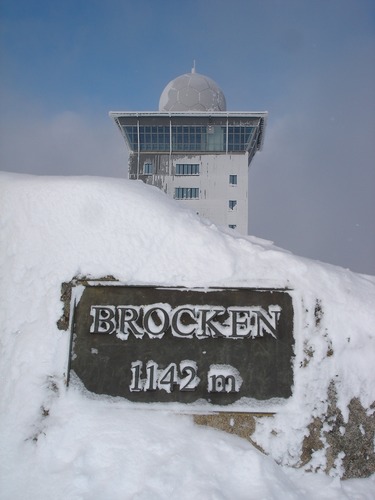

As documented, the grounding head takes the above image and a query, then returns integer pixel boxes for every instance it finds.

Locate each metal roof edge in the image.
[109,111,268,118]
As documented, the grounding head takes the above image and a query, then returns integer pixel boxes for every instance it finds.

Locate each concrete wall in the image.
[129,152,248,233]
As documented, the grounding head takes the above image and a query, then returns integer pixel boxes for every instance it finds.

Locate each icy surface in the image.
[0,172,374,499]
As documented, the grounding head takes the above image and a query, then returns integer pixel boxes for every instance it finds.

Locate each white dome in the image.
[159,72,226,112]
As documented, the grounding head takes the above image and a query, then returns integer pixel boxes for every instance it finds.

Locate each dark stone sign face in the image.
[69,284,295,408]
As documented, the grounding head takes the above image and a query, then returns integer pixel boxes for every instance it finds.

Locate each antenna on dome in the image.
[192,60,196,73]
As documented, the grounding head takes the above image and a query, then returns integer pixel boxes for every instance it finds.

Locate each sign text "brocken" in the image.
[90,303,282,340]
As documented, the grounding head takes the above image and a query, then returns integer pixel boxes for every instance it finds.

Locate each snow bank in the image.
[1,172,374,498]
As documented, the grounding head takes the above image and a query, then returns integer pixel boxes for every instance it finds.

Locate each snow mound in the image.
[1,172,374,498]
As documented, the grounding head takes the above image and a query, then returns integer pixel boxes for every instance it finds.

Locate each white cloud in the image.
[249,45,375,274]
[0,90,126,178]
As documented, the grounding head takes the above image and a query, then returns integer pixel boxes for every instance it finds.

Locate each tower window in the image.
[143,162,154,175]
[229,175,237,185]
[172,126,205,152]
[229,200,237,210]
[175,188,199,200]
[175,164,200,175]
[227,126,254,152]
[123,125,170,152]
[229,224,237,229]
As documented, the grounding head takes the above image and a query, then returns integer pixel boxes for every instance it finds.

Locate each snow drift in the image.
[0,171,374,499]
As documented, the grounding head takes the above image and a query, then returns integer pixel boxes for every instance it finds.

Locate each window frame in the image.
[174,187,199,200]
[229,174,238,185]
[143,162,154,175]
[175,164,200,176]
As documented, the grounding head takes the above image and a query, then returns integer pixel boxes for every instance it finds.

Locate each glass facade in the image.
[172,126,203,152]
[124,126,170,152]
[123,124,255,153]
[227,127,253,152]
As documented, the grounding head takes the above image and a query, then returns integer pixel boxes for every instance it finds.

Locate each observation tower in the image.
[110,67,267,234]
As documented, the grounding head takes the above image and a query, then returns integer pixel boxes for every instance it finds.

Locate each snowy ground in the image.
[1,172,374,499]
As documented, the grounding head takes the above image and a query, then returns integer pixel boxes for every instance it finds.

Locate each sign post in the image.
[69,283,295,409]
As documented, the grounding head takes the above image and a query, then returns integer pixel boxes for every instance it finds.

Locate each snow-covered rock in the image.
[1,172,374,498]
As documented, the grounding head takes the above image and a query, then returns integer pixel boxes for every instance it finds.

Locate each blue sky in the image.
[1,0,374,274]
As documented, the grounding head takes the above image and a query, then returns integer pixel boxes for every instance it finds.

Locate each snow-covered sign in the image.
[68,282,295,409]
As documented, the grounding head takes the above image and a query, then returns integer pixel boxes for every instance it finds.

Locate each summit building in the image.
[110,68,267,234]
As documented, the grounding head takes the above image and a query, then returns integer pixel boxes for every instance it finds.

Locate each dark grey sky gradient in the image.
[1,0,374,274]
